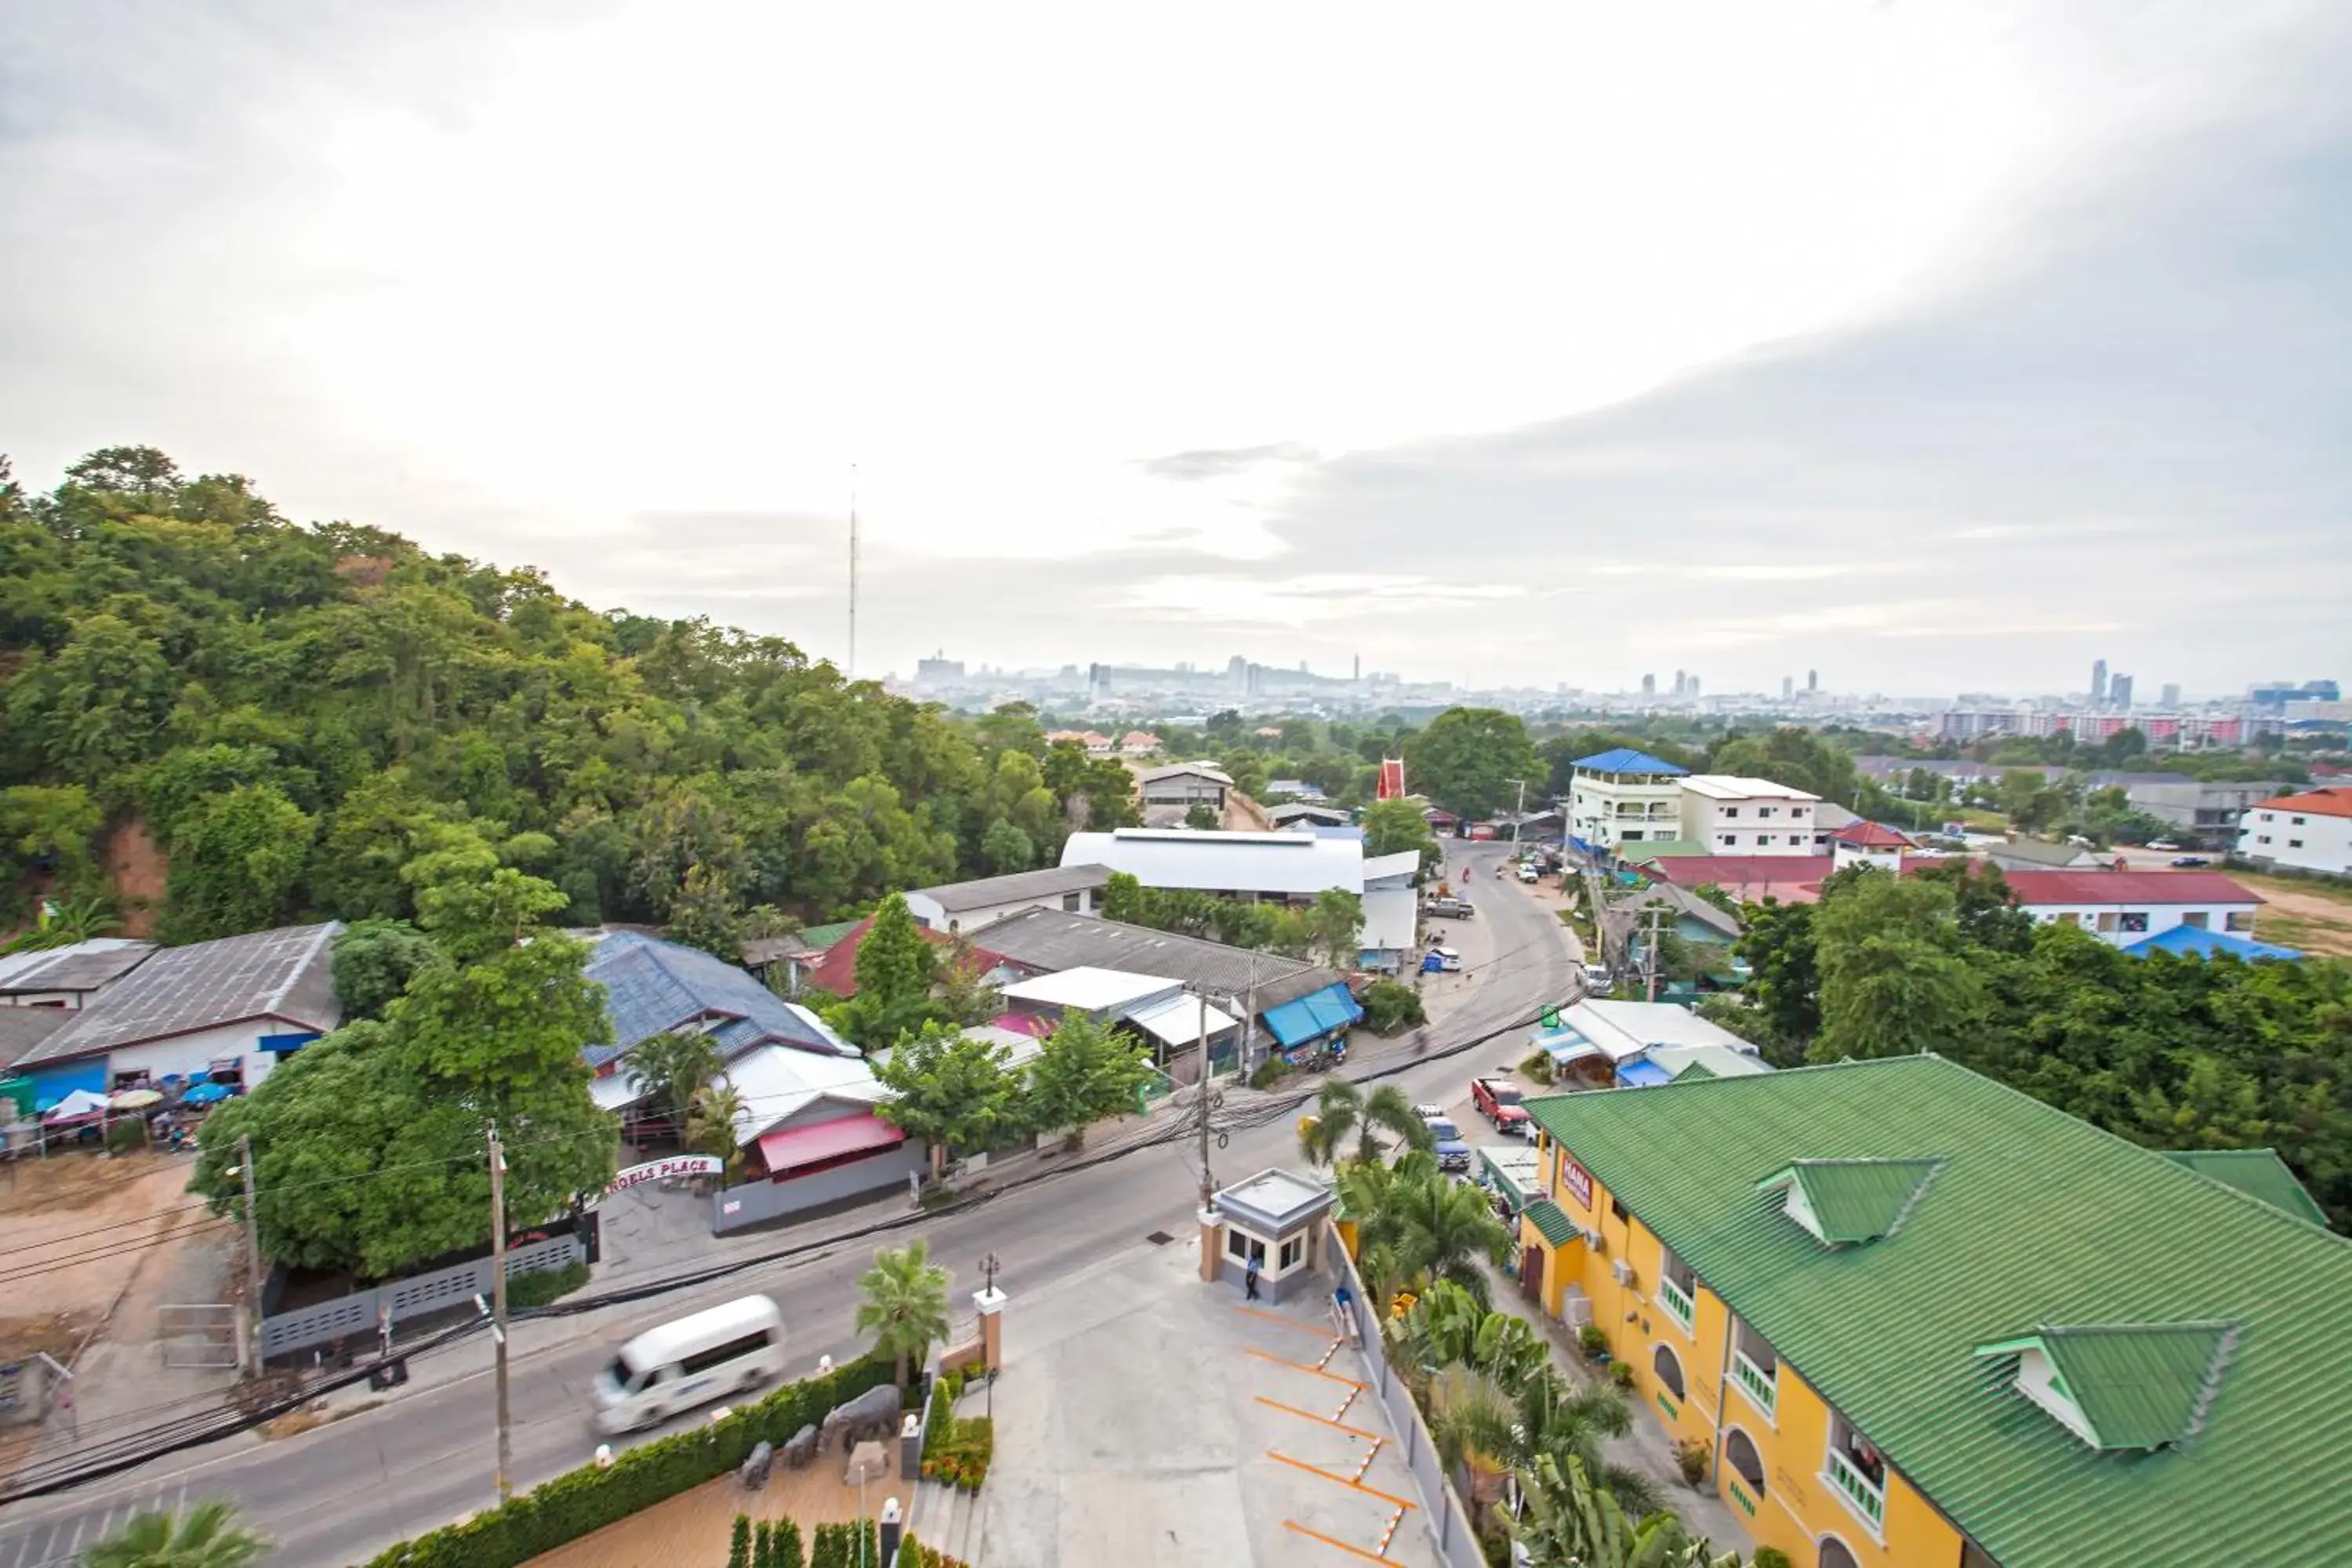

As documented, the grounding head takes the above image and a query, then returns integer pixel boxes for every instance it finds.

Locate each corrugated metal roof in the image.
[584,931,846,1070]
[1523,1199,1580,1245]
[2001,871,2259,907]
[1976,1323,2238,1450]
[1762,1157,1942,1243]
[0,939,156,995]
[962,907,1336,1011]
[2161,1149,2329,1226]
[0,1007,74,1065]
[1679,775,1820,801]
[1060,829,1369,896]
[2123,926,2302,961]
[1571,749,1688,777]
[909,863,1112,913]
[1523,1056,2352,1568]
[17,924,341,1066]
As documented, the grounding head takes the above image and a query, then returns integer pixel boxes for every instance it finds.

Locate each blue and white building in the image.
[1566,748,1689,851]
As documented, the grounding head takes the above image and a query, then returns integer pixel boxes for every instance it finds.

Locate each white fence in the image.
[711,1141,927,1234]
[256,1233,583,1360]
[1323,1220,1487,1568]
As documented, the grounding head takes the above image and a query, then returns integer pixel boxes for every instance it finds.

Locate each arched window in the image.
[1818,1536,1862,1568]
[1653,1343,1686,1399]
[1725,1428,1766,1495]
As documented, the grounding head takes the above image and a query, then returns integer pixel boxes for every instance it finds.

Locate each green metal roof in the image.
[2161,1149,2329,1227]
[1522,1198,1580,1247]
[798,920,862,951]
[1620,840,1707,861]
[1757,1158,1942,1245]
[1973,1323,2238,1451]
[1671,1062,1718,1083]
[1522,1056,2352,1568]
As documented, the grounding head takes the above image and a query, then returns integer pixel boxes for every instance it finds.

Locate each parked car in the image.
[2147,840,2181,851]
[1432,947,1463,972]
[1472,1078,1529,1137]
[1516,864,1540,884]
[1581,963,1612,991]
[1414,1104,1449,1124]
[1423,1116,1472,1172]
[1424,897,1475,920]
[2170,855,2212,868]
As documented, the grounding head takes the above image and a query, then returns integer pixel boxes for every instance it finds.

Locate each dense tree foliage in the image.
[1100,870,1362,964]
[0,448,1140,937]
[1705,866,2350,1229]
[1405,708,1540,819]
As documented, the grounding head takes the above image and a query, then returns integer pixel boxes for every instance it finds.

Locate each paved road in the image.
[0,844,1574,1566]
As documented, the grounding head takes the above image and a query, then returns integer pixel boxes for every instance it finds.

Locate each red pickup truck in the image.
[1472,1077,1530,1137]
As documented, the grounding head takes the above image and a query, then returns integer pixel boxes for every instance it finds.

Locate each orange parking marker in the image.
[1255,1396,1382,1440]
[1265,1448,1418,1511]
[1235,1305,1340,1341]
[1247,1348,1365,1388]
[1283,1520,1395,1563]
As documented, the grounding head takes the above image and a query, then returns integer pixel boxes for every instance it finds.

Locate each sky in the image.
[2,1,2347,699]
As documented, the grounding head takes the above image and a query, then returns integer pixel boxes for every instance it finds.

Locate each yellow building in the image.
[1515,1055,2350,1568]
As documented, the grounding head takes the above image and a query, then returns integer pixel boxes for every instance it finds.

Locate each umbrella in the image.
[109,1088,164,1109]
[180,1081,232,1105]
[42,1087,110,1121]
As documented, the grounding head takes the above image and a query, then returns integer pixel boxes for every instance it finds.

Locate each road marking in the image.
[1245,1348,1364,1388]
[1232,1305,1336,1341]
[1254,1397,1381,1442]
[1281,1519,1396,1563]
[1264,1449,1417,1510]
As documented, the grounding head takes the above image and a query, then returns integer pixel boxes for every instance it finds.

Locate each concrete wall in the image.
[2238,807,2352,875]
[913,887,1100,934]
[2023,901,2258,946]
[712,1139,927,1234]
[108,1014,324,1091]
[258,1233,585,1359]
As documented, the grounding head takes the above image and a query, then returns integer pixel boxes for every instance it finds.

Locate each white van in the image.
[593,1295,787,1435]
[1435,947,1463,972]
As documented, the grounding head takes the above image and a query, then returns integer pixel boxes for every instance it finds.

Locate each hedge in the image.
[358,1355,895,1568]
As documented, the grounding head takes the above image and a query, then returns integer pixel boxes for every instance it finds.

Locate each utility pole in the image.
[488,1126,513,1501]
[1505,778,1529,848]
[237,1134,264,1378]
[1194,993,1214,1210]
[1642,906,1664,1003]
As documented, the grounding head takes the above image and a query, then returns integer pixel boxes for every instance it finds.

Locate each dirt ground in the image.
[103,817,169,937]
[0,1151,219,1352]
[2238,873,2352,956]
[524,1435,905,1567]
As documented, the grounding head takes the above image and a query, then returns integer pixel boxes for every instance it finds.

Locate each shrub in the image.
[1360,977,1427,1035]
[728,1514,751,1568]
[920,1411,994,1492]
[1609,1359,1635,1391]
[1247,1058,1288,1090]
[506,1260,590,1311]
[107,1117,148,1153]
[359,1354,892,1568]
[772,1518,802,1568]
[1520,1051,1555,1086]
[1753,1551,1793,1568]
[753,1519,773,1568]
[1675,1436,1710,1486]
[1577,1324,1608,1359]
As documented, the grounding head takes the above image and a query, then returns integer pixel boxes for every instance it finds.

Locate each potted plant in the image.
[1609,1359,1635,1391]
[1577,1324,1609,1360]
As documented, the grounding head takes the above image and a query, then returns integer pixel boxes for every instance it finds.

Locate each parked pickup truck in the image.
[1423,897,1476,920]
[1472,1078,1530,1137]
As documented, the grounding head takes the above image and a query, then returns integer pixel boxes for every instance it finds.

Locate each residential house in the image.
[1265,779,1327,801]
[2234,786,2352,876]
[0,938,155,1010]
[717,1041,908,1189]
[1568,748,1689,851]
[902,864,1112,934]
[1268,802,1351,830]
[1136,764,1233,817]
[1828,821,1915,873]
[1516,1055,2349,1568]
[1117,731,1163,757]
[1678,776,1824,856]
[1045,729,1116,756]
[2002,870,2260,947]
[742,919,858,997]
[4,923,342,1105]
[1526,999,1764,1090]
[1608,883,1743,951]
[1356,849,1423,974]
[998,966,1239,1071]
[1977,837,2104,874]
[962,906,1352,1076]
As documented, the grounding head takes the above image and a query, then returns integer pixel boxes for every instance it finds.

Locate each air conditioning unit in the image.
[1610,1260,1635,1286]
[1583,1226,1606,1250]
[1560,1290,1595,1329]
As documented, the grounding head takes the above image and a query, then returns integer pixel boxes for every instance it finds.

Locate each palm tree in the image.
[1512,1454,1742,1568]
[1426,1363,1518,1522]
[1516,1370,1660,1519]
[84,1500,269,1568]
[623,1029,724,1137]
[2,895,121,953]
[855,1240,951,1388]
[686,1083,747,1182]
[1390,1163,1513,1308]
[1298,1080,1433,1167]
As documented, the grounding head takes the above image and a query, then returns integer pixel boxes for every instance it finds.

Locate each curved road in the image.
[0,844,1577,1566]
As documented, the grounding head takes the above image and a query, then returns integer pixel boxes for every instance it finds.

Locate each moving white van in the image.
[593,1295,787,1435]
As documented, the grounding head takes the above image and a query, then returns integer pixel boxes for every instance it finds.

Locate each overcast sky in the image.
[3,2,2347,698]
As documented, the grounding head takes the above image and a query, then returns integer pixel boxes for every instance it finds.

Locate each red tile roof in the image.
[1650,855,1836,902]
[1831,821,1915,848]
[2247,786,2352,820]
[1998,871,2262,907]
[800,919,1005,998]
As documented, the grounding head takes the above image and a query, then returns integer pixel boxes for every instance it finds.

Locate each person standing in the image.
[1245,1253,1262,1301]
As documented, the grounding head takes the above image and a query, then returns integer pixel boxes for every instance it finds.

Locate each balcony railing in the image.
[1731,1352,1777,1417]
[1824,1446,1887,1534]
[1657,1275,1695,1330]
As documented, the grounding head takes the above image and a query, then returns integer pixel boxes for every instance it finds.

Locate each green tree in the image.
[1360,977,1427,1034]
[1301,888,1364,970]
[1513,1454,1743,1568]
[686,1081,747,1181]
[1386,1162,1514,1308]
[1298,1080,1433,1167]
[622,1029,726,1133]
[1025,1009,1154,1149]
[855,1239,951,1388]
[1362,797,1441,871]
[730,1513,752,1568]
[873,1020,1022,1178]
[836,894,941,1049]
[980,816,1035,873]
[82,1499,269,1568]
[1403,708,1539,819]
[158,783,315,941]
[328,919,445,1021]
[0,782,106,903]
[2,893,121,952]
[1183,802,1218,831]
[662,862,744,958]
[1810,873,1984,1063]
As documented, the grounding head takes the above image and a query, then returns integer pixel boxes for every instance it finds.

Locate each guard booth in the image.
[1199,1168,1337,1305]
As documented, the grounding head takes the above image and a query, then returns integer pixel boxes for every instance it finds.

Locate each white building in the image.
[1357,850,1423,973]
[902,864,1112,934]
[2235,788,2352,876]
[1136,764,1232,813]
[1566,748,1688,849]
[1677,775,1823,855]
[1828,820,1915,873]
[2002,871,2262,948]
[0,938,154,1010]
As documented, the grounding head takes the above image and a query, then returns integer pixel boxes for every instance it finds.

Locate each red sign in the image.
[1558,1153,1593,1210]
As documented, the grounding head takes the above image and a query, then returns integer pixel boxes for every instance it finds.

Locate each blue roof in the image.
[1571,748,1686,777]
[1264,982,1365,1047]
[1614,1058,1675,1088]
[2122,925,2303,962]
[583,932,849,1069]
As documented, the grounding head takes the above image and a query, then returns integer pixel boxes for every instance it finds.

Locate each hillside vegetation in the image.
[0,447,1139,949]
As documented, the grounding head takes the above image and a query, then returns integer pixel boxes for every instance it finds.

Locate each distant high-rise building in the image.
[1807,669,1818,692]
[1353,653,1361,682]
[2161,683,2182,708]
[2092,659,2109,704]
[1672,670,1686,697]
[1642,673,1657,697]
[1782,676,1795,700]
[1688,675,1701,697]
[2110,673,2134,710]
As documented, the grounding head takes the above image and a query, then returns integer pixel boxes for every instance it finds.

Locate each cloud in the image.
[1137,444,1318,482]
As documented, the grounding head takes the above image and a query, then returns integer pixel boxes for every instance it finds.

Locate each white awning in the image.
[1125,993,1239,1047]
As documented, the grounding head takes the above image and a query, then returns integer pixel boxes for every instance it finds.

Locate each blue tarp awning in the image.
[2122,925,2302,962]
[25,1058,108,1112]
[1615,1058,1675,1088]
[1264,983,1364,1047]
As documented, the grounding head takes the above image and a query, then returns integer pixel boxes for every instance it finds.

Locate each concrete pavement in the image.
[0,844,1573,1566]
